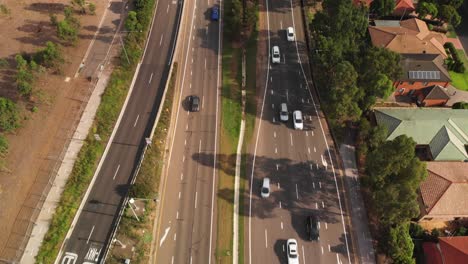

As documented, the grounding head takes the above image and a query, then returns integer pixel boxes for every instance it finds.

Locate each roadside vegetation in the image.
[305,0,430,262]
[216,0,258,263]
[35,0,156,262]
[308,0,402,138]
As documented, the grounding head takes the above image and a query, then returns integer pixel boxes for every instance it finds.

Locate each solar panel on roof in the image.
[408,71,441,80]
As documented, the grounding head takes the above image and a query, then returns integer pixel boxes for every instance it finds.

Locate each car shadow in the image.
[274,239,287,263]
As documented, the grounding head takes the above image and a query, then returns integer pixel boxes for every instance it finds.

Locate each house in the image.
[374,108,468,161]
[368,18,448,58]
[394,54,451,96]
[418,162,468,221]
[423,236,468,263]
[393,0,415,16]
[353,0,415,15]
[416,85,450,107]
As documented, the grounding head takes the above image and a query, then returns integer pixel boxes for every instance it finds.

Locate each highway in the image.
[56,0,183,262]
[246,0,353,263]
[152,0,221,262]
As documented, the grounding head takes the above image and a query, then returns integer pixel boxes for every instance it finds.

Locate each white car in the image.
[287,239,299,264]
[279,103,289,122]
[261,177,270,198]
[293,110,303,130]
[272,46,281,64]
[287,27,295,41]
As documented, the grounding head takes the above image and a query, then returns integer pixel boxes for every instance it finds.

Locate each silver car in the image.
[293,110,303,130]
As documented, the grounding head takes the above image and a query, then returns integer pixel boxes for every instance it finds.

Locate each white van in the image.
[280,103,289,122]
[261,177,270,198]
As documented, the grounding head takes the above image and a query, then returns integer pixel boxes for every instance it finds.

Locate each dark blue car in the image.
[211,6,219,21]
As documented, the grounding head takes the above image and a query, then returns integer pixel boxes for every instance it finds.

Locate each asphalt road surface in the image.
[152,0,221,262]
[56,0,183,262]
[246,0,353,263]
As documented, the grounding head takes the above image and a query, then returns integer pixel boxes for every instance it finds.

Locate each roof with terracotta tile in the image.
[395,0,415,12]
[420,162,468,217]
[423,242,444,264]
[439,237,468,263]
[369,18,448,57]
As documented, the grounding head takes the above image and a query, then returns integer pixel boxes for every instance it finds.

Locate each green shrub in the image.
[57,20,78,43]
[444,42,465,73]
[454,61,465,73]
[34,41,63,68]
[452,101,468,109]
[50,13,58,26]
[0,97,20,132]
[0,134,8,156]
[0,58,8,68]
[88,3,96,15]
[15,54,36,98]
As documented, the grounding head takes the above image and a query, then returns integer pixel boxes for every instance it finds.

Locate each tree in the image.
[452,102,468,109]
[15,55,34,97]
[385,223,415,264]
[57,20,78,42]
[325,61,363,123]
[370,0,396,17]
[34,41,62,68]
[244,1,257,30]
[313,0,368,57]
[358,118,387,156]
[438,5,461,27]
[125,11,141,32]
[49,13,58,26]
[0,97,20,132]
[71,0,86,14]
[365,135,427,224]
[440,0,464,9]
[357,47,402,110]
[224,0,242,39]
[416,2,438,18]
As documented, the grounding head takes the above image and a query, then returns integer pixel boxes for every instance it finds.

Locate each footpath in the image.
[338,131,376,264]
[20,1,126,262]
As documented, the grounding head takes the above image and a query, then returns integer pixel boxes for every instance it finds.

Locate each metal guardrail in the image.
[99,0,186,262]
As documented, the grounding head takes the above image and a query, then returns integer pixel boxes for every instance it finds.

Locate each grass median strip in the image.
[216,22,258,264]
[216,38,242,263]
[35,1,156,262]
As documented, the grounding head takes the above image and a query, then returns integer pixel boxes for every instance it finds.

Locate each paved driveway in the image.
[446,85,468,106]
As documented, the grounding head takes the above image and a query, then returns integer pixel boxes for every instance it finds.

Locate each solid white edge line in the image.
[288,0,351,262]
[209,0,223,262]
[249,0,272,262]
[55,62,142,264]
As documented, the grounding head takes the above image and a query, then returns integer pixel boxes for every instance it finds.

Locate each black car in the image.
[306,215,319,241]
[189,95,200,112]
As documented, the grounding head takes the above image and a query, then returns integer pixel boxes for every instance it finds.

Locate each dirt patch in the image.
[419,221,450,231]
[0,0,109,261]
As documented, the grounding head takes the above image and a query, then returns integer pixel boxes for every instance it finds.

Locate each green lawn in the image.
[449,49,468,91]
